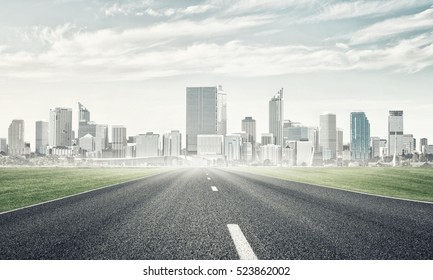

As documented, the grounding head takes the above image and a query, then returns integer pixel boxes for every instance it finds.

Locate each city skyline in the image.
[0,96,431,155]
[1,1,433,151]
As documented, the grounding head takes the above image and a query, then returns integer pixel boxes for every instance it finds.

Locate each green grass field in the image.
[0,167,166,212]
[234,167,433,202]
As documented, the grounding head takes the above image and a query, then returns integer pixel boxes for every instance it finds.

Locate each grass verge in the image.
[0,167,166,212]
[233,167,433,203]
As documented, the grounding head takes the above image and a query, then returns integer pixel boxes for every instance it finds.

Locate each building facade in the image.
[163,130,181,157]
[8,120,25,156]
[0,138,7,155]
[320,113,337,160]
[197,135,224,156]
[111,125,127,158]
[49,107,73,147]
[35,121,49,155]
[186,86,227,155]
[224,134,242,161]
[388,110,404,156]
[350,112,370,161]
[136,132,160,158]
[269,88,284,146]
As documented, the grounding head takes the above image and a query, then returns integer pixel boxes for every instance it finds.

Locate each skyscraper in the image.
[241,117,256,159]
[78,102,96,138]
[49,107,73,147]
[163,130,181,157]
[95,124,109,156]
[186,85,227,155]
[371,137,381,159]
[0,138,7,155]
[8,120,25,156]
[388,110,404,156]
[112,125,127,158]
[35,121,49,155]
[320,113,337,160]
[269,88,284,146]
[350,112,370,161]
[78,102,90,124]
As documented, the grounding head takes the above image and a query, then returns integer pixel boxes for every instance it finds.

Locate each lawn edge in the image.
[0,169,167,215]
[230,168,433,205]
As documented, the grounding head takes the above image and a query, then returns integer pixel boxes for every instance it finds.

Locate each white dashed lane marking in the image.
[227,224,258,260]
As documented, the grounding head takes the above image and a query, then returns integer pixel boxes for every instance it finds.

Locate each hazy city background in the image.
[1,0,433,166]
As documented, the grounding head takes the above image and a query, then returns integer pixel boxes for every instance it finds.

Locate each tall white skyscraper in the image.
[269,88,284,146]
[388,110,404,156]
[95,124,108,156]
[35,121,49,155]
[163,130,181,157]
[186,85,227,155]
[8,120,25,156]
[320,113,337,160]
[136,132,160,157]
[112,125,127,158]
[49,107,73,147]
[241,117,256,160]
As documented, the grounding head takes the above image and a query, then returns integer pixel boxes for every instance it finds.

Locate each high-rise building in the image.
[261,133,274,145]
[112,125,127,158]
[420,138,428,153]
[136,132,160,157]
[49,107,73,147]
[186,85,227,155]
[286,126,309,142]
[224,134,242,161]
[35,121,49,155]
[336,128,344,157]
[163,130,181,157]
[8,120,25,156]
[78,102,90,124]
[0,138,7,155]
[319,113,337,160]
[371,137,381,159]
[241,117,256,160]
[350,112,370,161]
[78,103,96,139]
[269,88,284,146]
[241,117,256,144]
[95,124,108,156]
[388,110,404,156]
[402,134,414,155]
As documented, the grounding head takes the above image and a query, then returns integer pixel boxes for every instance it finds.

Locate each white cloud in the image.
[103,2,214,18]
[2,27,433,81]
[309,0,432,21]
[350,6,433,44]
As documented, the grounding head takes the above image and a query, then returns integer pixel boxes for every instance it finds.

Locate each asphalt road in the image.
[1,168,433,260]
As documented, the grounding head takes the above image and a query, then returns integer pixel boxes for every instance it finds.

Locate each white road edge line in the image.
[227,224,258,260]
[211,186,218,192]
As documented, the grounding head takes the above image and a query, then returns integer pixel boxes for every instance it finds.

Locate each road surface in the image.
[1,168,432,260]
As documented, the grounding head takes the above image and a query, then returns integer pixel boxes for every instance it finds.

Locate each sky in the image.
[1,0,433,150]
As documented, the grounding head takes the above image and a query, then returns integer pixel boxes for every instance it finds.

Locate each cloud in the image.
[2,23,433,82]
[103,1,214,18]
[350,6,433,44]
[309,0,433,21]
